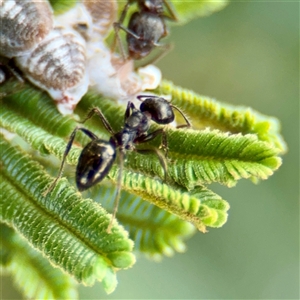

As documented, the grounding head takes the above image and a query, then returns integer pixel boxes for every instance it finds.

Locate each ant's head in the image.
[139,96,174,125]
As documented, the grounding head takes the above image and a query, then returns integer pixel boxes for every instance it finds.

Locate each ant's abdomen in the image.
[76,140,116,191]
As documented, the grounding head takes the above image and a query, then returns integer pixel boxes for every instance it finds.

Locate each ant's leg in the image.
[124,101,136,120]
[5,65,24,83]
[163,0,178,21]
[135,127,169,157]
[161,127,169,157]
[114,22,141,41]
[135,128,164,144]
[111,1,131,53]
[42,127,97,196]
[80,107,115,136]
[107,149,125,233]
[171,105,191,128]
[139,43,173,67]
[136,148,168,181]
[0,57,24,83]
[113,20,141,61]
[113,22,128,61]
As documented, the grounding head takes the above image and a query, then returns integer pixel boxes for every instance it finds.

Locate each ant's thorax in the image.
[113,106,152,150]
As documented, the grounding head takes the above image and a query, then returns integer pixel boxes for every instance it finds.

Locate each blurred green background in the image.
[2,1,298,299]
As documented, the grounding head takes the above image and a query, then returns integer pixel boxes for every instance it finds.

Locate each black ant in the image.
[43,95,190,233]
[113,0,177,61]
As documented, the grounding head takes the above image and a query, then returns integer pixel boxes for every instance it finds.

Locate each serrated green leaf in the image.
[0,99,230,232]
[0,76,285,296]
[154,80,287,153]
[49,0,78,15]
[125,128,282,188]
[0,81,284,191]
[1,224,78,300]
[115,0,228,25]
[172,0,229,24]
[0,136,135,293]
[88,185,197,259]
[102,267,118,295]
[104,166,229,232]
[0,81,76,138]
[0,0,287,297]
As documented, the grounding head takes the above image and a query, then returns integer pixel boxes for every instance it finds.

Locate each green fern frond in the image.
[49,0,228,23]
[0,84,231,229]
[48,0,77,15]
[172,0,229,24]
[0,81,285,222]
[0,81,76,138]
[155,80,287,153]
[88,184,228,258]
[104,165,229,232]
[0,136,135,293]
[88,186,196,260]
[126,128,282,188]
[1,224,78,299]
[114,0,228,25]
[0,91,231,232]
[74,91,283,188]
[0,72,285,296]
[0,1,287,298]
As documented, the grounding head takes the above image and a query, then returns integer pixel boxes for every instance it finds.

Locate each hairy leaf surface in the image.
[1,224,78,299]
[0,137,135,293]
[155,80,287,153]
[0,76,285,296]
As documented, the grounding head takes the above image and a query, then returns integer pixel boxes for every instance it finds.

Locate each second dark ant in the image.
[113,0,177,61]
[43,95,190,233]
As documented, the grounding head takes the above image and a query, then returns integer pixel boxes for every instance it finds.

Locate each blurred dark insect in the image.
[113,0,177,61]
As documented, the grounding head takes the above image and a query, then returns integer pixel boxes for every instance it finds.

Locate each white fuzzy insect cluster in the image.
[15,28,88,114]
[55,0,162,110]
[83,0,118,37]
[0,0,161,114]
[0,0,53,57]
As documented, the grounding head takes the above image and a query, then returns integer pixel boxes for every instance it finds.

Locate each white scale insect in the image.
[55,0,161,106]
[15,28,89,114]
[0,0,161,114]
[0,0,53,57]
[0,0,89,114]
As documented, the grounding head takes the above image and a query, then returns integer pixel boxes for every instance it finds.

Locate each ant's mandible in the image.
[43,95,190,233]
[113,0,177,61]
